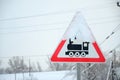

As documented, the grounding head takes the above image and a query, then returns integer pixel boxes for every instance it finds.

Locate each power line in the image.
[0,20,119,35]
[97,25,120,64]
[0,27,65,34]
[89,18,120,25]
[0,11,73,21]
[0,21,69,29]
[106,30,120,53]
[0,2,116,22]
[0,18,119,31]
[87,14,120,22]
[100,24,120,45]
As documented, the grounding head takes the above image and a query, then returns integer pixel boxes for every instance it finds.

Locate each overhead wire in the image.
[0,1,118,35]
[87,14,120,21]
[106,28,120,53]
[100,24,120,45]
[0,16,119,34]
[0,20,119,34]
[0,27,65,34]
[89,18,120,25]
[0,13,120,29]
[0,21,69,29]
[0,1,116,22]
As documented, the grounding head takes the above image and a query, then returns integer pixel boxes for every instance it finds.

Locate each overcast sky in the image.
[0,0,120,58]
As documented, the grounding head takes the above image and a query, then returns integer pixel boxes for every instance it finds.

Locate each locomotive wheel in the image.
[69,52,74,57]
[75,52,80,57]
[81,52,86,57]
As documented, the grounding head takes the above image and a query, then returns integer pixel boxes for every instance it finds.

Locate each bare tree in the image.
[8,56,28,73]
[5,67,12,74]
[37,62,42,72]
[47,57,73,71]
[0,60,4,74]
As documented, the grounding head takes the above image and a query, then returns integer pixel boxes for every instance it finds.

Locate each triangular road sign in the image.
[51,12,105,62]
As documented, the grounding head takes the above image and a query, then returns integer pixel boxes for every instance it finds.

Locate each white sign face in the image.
[51,12,105,62]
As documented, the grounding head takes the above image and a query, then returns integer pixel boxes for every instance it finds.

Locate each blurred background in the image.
[0,0,120,80]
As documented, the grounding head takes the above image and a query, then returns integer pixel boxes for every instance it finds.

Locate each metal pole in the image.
[106,61,112,80]
[15,71,16,80]
[111,61,114,80]
[14,66,16,80]
[112,50,116,80]
[77,63,81,80]
[29,58,31,76]
[113,50,116,68]
[22,56,24,80]
[86,63,91,80]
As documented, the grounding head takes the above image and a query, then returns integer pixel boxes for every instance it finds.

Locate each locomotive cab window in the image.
[84,43,87,47]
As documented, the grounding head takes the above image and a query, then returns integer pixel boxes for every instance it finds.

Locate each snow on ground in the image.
[0,71,76,80]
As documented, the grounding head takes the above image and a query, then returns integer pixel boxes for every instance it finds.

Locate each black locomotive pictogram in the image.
[65,38,89,57]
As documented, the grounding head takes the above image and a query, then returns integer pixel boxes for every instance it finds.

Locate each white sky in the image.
[0,0,120,58]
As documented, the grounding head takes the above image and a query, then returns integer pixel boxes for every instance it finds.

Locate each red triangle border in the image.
[51,40,105,62]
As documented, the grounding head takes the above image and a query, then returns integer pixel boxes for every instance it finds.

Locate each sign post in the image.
[77,63,81,80]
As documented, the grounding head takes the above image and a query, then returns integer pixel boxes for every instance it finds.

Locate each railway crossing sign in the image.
[51,12,105,62]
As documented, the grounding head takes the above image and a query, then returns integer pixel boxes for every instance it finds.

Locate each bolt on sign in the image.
[51,12,105,62]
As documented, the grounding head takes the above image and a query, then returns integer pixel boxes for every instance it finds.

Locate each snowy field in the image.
[0,71,76,80]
